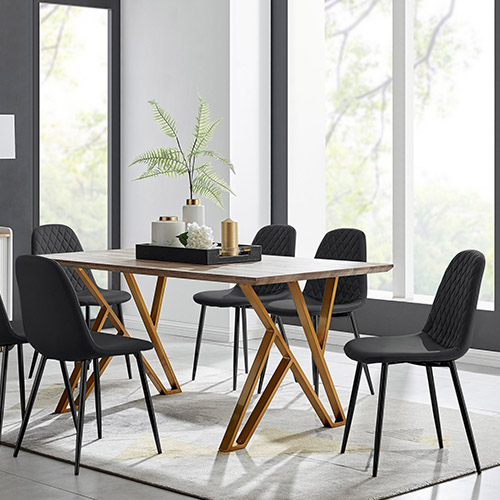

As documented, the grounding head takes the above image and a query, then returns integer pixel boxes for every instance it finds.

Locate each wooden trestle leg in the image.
[55,269,179,414]
[218,278,345,452]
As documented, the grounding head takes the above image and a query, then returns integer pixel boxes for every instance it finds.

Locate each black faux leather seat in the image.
[31,224,133,379]
[265,228,374,395]
[193,286,291,308]
[344,331,451,365]
[14,255,162,475]
[341,250,485,477]
[0,295,27,442]
[192,224,296,390]
[266,296,365,318]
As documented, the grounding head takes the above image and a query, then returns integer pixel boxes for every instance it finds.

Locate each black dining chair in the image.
[30,224,133,380]
[192,224,296,390]
[14,255,162,475]
[265,228,374,395]
[0,294,27,443]
[340,250,485,477]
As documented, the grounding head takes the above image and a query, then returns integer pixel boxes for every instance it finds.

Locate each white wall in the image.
[288,0,326,257]
[229,1,271,331]
[121,0,231,335]
[121,0,270,338]
[229,1,271,243]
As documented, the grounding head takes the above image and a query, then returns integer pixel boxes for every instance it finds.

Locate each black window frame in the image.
[33,0,121,287]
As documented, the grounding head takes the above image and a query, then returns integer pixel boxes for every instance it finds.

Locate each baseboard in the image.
[123,315,264,343]
[123,315,500,369]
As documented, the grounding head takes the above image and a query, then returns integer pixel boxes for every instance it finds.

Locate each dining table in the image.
[43,248,392,452]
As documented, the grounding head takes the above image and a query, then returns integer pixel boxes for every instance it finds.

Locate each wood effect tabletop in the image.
[43,248,393,285]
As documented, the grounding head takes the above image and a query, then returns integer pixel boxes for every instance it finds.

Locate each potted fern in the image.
[129,96,235,225]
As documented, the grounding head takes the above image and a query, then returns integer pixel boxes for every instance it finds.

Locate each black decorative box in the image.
[135,243,262,265]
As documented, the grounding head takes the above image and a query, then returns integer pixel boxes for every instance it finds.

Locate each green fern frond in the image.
[191,176,224,208]
[129,147,188,178]
[192,150,235,173]
[195,164,235,195]
[131,97,235,210]
[148,100,178,138]
[133,167,179,181]
[194,96,211,138]
[190,119,221,156]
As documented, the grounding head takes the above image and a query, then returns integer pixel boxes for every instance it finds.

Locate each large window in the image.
[324,0,494,305]
[413,0,494,303]
[325,0,393,293]
[36,0,120,287]
[39,3,108,257]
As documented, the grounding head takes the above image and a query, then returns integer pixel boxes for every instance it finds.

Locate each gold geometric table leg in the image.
[288,278,345,424]
[54,268,172,414]
[219,281,343,452]
[123,273,181,393]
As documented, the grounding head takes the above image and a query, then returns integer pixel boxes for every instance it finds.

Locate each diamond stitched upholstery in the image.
[303,229,367,305]
[251,225,296,296]
[32,224,92,292]
[344,250,485,365]
[423,250,485,351]
[193,225,296,307]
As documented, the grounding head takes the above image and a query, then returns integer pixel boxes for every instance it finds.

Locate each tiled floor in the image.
[0,331,499,500]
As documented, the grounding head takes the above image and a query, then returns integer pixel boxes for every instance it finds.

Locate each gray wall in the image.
[0,0,34,321]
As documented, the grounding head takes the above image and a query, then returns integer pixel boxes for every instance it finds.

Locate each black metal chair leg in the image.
[124,355,133,380]
[349,313,375,395]
[0,346,10,443]
[14,356,47,457]
[312,316,319,396]
[93,358,102,439]
[341,362,363,454]
[373,363,389,477]
[117,304,133,380]
[28,350,38,379]
[241,308,249,374]
[85,305,91,327]
[135,353,162,454]
[232,307,241,391]
[449,361,481,474]
[60,361,78,429]
[74,359,89,475]
[17,344,26,418]
[192,305,207,381]
[426,365,443,449]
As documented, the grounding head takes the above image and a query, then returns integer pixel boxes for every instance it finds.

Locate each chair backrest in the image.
[0,293,16,346]
[16,255,98,361]
[423,250,485,356]
[32,224,95,292]
[303,228,367,305]
[252,224,296,295]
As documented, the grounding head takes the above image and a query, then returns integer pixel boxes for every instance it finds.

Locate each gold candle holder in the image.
[221,218,239,256]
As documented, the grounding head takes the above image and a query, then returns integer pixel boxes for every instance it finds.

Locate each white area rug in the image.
[1,359,499,500]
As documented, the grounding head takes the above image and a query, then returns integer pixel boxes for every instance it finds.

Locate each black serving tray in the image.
[135,243,262,265]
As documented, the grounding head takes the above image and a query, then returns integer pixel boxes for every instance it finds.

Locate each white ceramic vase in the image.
[182,199,205,226]
[151,217,186,247]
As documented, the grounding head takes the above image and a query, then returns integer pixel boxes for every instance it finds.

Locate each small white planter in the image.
[151,217,186,247]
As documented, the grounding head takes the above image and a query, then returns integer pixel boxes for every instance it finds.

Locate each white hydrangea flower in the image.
[186,222,216,250]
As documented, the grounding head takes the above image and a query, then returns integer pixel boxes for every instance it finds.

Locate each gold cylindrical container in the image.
[221,218,239,256]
